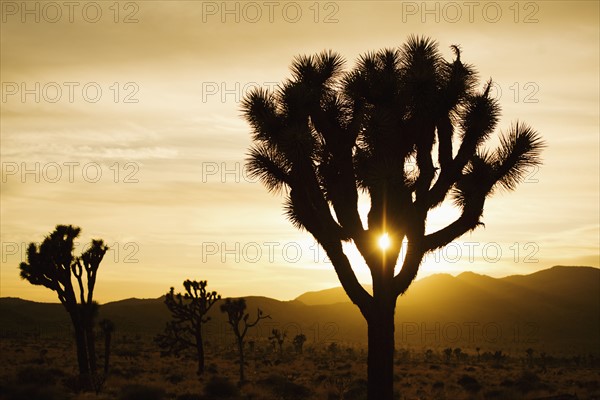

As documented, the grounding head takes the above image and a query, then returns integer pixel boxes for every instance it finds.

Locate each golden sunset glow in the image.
[378,233,391,251]
[1,1,598,303]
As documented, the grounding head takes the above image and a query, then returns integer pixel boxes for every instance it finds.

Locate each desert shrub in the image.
[316,361,329,370]
[166,372,185,384]
[314,373,328,384]
[500,378,514,388]
[1,384,72,400]
[260,374,312,400]
[111,366,124,376]
[483,388,520,399]
[121,364,144,379]
[204,376,239,398]
[119,384,166,400]
[177,394,203,400]
[116,348,140,358]
[16,365,64,386]
[337,362,352,370]
[344,378,368,400]
[206,363,218,374]
[62,373,105,393]
[581,379,599,390]
[515,369,540,393]
[457,374,481,394]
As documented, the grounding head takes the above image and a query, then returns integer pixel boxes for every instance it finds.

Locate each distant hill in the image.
[296,285,372,306]
[295,266,599,306]
[1,266,598,355]
[295,266,600,353]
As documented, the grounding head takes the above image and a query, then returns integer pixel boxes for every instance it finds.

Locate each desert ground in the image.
[0,331,598,400]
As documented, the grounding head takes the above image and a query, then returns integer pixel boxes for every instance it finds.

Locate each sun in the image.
[378,233,391,251]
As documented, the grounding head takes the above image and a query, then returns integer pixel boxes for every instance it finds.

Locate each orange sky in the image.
[1,1,598,303]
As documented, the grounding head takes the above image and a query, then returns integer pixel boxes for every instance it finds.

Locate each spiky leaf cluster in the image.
[220,298,270,341]
[19,225,108,308]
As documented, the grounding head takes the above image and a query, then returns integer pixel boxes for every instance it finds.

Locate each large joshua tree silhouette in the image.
[242,36,544,399]
[19,225,108,382]
[155,280,220,375]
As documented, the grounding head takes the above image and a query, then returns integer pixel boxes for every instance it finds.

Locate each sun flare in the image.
[378,233,391,251]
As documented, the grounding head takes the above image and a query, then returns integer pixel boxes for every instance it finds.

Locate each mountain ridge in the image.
[1,266,598,354]
[295,265,599,305]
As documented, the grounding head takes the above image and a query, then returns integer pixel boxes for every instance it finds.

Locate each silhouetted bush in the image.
[166,372,185,384]
[120,365,144,379]
[344,378,368,400]
[1,385,72,400]
[515,369,542,393]
[337,362,352,370]
[119,384,166,400]
[458,374,481,393]
[177,394,203,400]
[483,388,520,399]
[115,348,141,358]
[260,374,312,400]
[314,373,328,384]
[62,373,105,393]
[500,378,514,387]
[16,366,64,386]
[206,363,218,374]
[204,376,239,398]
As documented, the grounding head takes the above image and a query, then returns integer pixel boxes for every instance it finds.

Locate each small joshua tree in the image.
[293,333,307,354]
[444,347,453,363]
[454,347,463,363]
[155,280,220,375]
[220,298,270,383]
[493,350,505,367]
[424,349,433,362]
[19,225,108,385]
[525,348,535,368]
[269,328,286,356]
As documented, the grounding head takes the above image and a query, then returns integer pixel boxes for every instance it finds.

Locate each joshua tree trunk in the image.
[367,299,396,400]
[68,308,91,376]
[69,307,98,381]
[73,323,91,375]
[99,318,115,376]
[85,326,97,374]
[237,338,245,383]
[103,331,111,374]
[196,328,205,375]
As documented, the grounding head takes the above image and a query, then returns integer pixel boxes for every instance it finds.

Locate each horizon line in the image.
[3,264,597,305]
